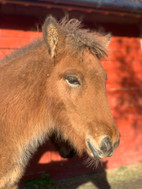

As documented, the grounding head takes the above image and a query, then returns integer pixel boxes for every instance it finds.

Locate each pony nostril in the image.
[100,136,112,153]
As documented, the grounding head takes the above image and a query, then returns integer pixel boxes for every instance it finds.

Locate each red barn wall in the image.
[0,15,142,180]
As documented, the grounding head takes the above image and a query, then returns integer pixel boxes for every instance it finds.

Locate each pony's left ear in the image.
[43,16,59,58]
[105,33,111,48]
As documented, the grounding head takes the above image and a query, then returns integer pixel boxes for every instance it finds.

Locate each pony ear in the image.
[43,16,59,58]
[104,33,111,48]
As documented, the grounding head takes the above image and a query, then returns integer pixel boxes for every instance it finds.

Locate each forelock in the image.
[59,17,109,59]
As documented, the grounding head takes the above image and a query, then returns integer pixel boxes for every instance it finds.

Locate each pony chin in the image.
[52,125,85,157]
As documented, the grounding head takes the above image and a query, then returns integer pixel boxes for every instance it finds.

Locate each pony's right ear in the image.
[104,33,111,48]
[43,16,59,58]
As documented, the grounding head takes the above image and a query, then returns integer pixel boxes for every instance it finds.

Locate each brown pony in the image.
[0,16,120,189]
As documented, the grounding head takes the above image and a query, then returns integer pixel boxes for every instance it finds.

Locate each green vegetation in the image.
[24,173,55,189]
[118,166,127,171]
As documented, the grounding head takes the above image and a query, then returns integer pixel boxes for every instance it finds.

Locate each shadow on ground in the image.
[20,139,111,189]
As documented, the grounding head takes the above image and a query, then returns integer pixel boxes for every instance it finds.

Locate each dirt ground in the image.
[55,163,142,189]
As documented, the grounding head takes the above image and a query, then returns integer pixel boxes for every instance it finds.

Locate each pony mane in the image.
[59,17,110,59]
[0,38,43,65]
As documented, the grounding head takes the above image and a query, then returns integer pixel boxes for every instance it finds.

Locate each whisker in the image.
[82,153,101,169]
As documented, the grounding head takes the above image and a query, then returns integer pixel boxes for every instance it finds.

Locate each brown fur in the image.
[0,16,119,189]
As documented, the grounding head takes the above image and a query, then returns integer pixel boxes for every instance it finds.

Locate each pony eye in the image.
[66,76,81,86]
